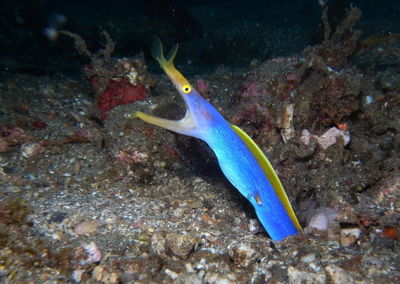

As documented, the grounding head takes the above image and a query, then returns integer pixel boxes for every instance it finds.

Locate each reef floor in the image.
[0,25,399,284]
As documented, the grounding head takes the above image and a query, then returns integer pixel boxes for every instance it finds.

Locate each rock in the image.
[325,265,355,284]
[363,257,383,275]
[301,253,316,264]
[204,272,237,284]
[248,219,261,234]
[71,269,85,282]
[164,268,178,280]
[263,270,272,282]
[227,242,258,267]
[121,256,162,276]
[151,232,167,257]
[308,207,338,231]
[166,233,197,258]
[20,142,44,158]
[92,265,119,284]
[279,104,295,142]
[309,212,330,231]
[340,227,361,246]
[76,242,101,265]
[301,127,350,150]
[170,273,202,284]
[48,212,67,223]
[287,266,326,284]
[189,200,204,209]
[74,220,99,235]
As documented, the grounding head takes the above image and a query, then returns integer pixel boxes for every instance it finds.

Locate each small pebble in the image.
[249,219,261,234]
[227,242,258,267]
[264,270,272,282]
[72,269,85,282]
[153,160,166,168]
[185,263,195,273]
[287,266,326,284]
[74,220,99,235]
[81,242,101,264]
[340,227,361,246]
[325,265,354,283]
[92,265,119,284]
[301,253,316,263]
[166,233,197,258]
[151,233,166,256]
[205,272,237,284]
[308,207,338,231]
[190,200,204,209]
[20,142,44,158]
[48,212,67,224]
[164,268,178,280]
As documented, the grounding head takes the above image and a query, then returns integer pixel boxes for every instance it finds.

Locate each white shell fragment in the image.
[279,104,295,143]
[301,127,350,150]
[279,104,295,129]
[20,143,44,158]
[81,242,101,264]
[340,227,361,246]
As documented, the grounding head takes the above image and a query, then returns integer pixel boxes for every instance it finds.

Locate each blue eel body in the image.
[182,91,298,241]
[127,38,301,241]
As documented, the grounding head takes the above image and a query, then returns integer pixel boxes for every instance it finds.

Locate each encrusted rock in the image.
[164,268,178,280]
[248,219,261,234]
[166,233,197,258]
[204,272,237,284]
[340,227,361,246]
[20,142,44,158]
[151,232,167,257]
[325,265,355,284]
[308,207,338,231]
[301,127,350,150]
[287,266,326,284]
[74,220,99,235]
[92,265,119,284]
[75,242,101,265]
[121,256,162,276]
[227,241,259,267]
[71,269,85,282]
[170,273,202,284]
[300,253,316,264]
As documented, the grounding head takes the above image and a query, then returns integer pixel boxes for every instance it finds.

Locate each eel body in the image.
[127,38,301,241]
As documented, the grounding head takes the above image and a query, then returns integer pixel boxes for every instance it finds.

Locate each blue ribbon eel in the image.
[126,38,302,241]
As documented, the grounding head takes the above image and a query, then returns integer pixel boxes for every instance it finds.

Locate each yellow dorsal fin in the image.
[231,124,302,231]
[152,36,179,70]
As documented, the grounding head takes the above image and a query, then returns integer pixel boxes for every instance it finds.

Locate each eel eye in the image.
[182,84,191,94]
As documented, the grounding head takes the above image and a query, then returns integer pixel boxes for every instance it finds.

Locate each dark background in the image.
[1,0,399,75]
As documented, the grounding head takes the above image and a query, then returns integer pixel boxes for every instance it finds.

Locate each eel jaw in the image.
[125,109,199,137]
